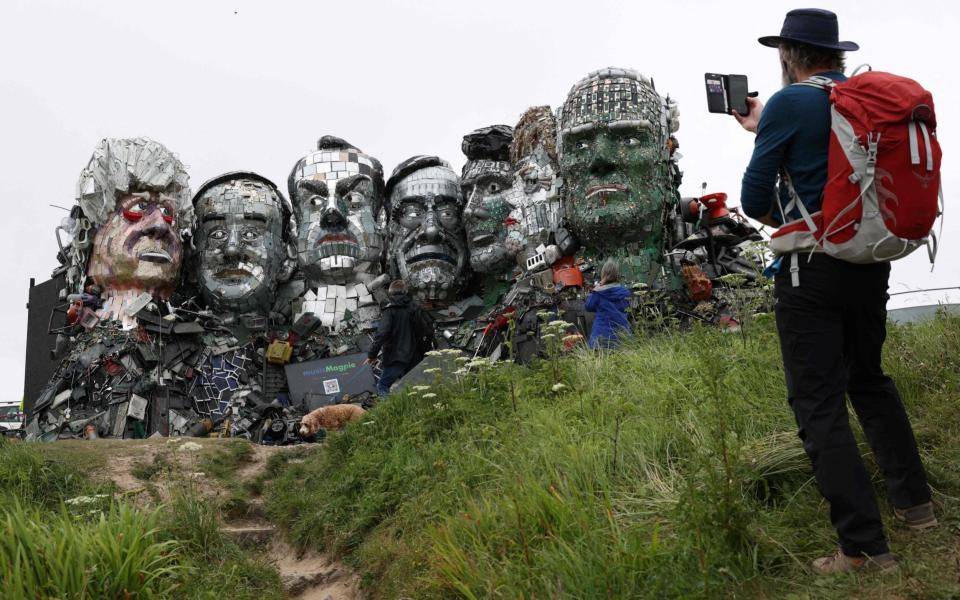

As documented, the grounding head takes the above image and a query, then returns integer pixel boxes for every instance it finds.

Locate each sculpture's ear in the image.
[278,238,297,283]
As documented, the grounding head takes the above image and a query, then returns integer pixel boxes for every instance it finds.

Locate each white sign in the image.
[127,394,148,421]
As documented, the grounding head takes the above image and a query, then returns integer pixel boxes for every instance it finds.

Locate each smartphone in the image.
[704,73,750,115]
[726,75,749,116]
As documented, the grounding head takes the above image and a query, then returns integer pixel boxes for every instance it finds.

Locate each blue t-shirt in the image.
[740,71,846,223]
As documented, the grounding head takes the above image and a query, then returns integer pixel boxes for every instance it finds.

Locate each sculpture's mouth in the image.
[405,243,457,266]
[138,249,172,263]
[213,268,253,280]
[585,183,629,200]
[315,233,360,258]
[471,233,495,247]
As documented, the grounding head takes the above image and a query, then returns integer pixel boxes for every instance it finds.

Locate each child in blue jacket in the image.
[585,260,632,349]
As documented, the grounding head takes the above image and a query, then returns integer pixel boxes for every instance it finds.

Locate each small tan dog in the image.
[299,404,366,436]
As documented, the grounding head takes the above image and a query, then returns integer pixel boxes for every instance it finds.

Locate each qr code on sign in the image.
[323,379,340,395]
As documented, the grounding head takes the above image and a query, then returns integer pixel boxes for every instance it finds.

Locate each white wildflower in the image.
[455,356,470,363]
[179,441,203,452]
[412,385,431,392]
[432,402,446,410]
[423,368,441,375]
[552,383,567,392]
[454,368,469,375]
[65,494,111,506]
[422,392,437,399]
[425,350,443,357]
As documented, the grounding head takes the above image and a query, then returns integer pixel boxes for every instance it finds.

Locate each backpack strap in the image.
[928,183,944,268]
[794,75,836,90]
[779,169,819,235]
[789,252,800,288]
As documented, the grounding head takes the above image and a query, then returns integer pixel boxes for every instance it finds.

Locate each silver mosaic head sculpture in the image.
[461,125,518,275]
[191,172,295,314]
[288,136,386,287]
[557,67,680,252]
[510,106,562,254]
[71,137,192,300]
[385,156,468,304]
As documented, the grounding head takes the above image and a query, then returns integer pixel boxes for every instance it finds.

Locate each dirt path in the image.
[53,438,364,599]
[217,441,364,600]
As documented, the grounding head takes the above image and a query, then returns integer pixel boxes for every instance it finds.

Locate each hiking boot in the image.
[894,501,938,530]
[812,550,898,575]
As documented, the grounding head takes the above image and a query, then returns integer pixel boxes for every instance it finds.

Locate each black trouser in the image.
[774,253,931,557]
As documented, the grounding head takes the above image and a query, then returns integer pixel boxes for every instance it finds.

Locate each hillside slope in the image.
[265,313,960,599]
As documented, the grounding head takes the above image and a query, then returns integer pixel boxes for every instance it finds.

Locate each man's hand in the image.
[362,357,376,366]
[733,97,764,133]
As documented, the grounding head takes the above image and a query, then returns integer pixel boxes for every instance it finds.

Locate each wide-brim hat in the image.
[759,8,859,51]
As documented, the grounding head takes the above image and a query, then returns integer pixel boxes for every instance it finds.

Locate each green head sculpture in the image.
[558,67,680,255]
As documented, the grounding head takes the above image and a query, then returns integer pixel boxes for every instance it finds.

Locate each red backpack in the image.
[769,69,943,278]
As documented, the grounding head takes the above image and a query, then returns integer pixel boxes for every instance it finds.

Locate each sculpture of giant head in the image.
[460,125,518,274]
[76,138,192,300]
[558,68,680,251]
[385,156,467,304]
[288,136,386,287]
[191,172,295,314]
[510,106,562,253]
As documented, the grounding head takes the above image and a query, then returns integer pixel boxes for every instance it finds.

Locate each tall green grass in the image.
[0,440,285,599]
[265,313,960,599]
[1,502,181,599]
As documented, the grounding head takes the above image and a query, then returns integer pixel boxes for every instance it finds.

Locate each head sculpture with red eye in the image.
[76,138,192,307]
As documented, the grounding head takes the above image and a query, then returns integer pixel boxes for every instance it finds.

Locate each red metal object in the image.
[552,256,583,289]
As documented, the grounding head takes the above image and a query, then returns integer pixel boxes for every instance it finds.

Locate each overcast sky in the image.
[2,0,958,401]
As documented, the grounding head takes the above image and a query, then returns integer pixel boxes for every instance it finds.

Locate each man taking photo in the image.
[733,8,936,574]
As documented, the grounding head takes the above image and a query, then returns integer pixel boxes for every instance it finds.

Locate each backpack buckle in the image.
[865,133,881,175]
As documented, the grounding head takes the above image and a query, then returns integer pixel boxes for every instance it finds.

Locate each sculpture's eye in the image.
[347,191,364,206]
[623,137,643,146]
[486,182,501,195]
[209,229,227,241]
[123,201,147,222]
[159,205,174,223]
[242,230,260,241]
[575,140,590,151]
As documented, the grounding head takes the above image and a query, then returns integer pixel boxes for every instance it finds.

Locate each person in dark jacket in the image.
[585,260,632,349]
[365,280,423,395]
[733,9,933,573]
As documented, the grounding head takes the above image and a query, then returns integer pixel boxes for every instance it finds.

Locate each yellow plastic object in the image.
[266,340,293,364]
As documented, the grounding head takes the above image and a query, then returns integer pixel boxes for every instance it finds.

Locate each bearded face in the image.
[193,176,288,313]
[388,165,467,303]
[87,192,183,295]
[558,69,677,252]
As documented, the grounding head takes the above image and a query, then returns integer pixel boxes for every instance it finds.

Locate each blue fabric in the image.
[377,362,409,396]
[740,72,846,224]
[585,284,632,349]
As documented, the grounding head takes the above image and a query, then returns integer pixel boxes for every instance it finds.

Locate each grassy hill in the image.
[264,313,960,599]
